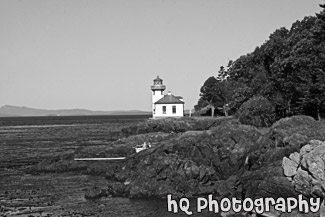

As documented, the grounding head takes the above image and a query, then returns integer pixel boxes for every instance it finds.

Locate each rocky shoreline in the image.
[28,116,325,216]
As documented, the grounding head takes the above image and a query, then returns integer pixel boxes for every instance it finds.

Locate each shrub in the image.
[237,96,276,127]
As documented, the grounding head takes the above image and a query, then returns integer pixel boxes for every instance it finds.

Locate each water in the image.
[0,115,220,217]
[0,114,151,126]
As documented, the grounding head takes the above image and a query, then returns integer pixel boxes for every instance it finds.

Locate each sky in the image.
[0,0,322,111]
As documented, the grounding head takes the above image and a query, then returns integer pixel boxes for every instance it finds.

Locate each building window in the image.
[163,106,166,114]
[172,106,176,114]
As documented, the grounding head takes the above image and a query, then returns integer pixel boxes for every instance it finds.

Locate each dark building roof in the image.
[155,94,184,104]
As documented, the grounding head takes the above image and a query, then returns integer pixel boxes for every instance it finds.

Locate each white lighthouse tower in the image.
[151,76,166,114]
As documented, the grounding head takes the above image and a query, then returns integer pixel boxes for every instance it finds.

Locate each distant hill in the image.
[0,105,151,117]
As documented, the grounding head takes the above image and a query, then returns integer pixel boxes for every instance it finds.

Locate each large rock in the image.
[289,152,301,164]
[238,161,298,199]
[293,168,312,195]
[282,157,299,177]
[269,115,324,148]
[282,140,325,198]
[301,155,325,181]
[109,120,275,199]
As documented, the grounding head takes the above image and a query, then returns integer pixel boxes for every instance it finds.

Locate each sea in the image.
[0,115,220,217]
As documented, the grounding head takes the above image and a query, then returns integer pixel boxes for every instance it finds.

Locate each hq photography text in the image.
[167,194,322,215]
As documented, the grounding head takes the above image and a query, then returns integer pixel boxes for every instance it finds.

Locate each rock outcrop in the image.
[107,120,275,199]
[118,116,237,138]
[103,116,325,206]
[269,115,324,148]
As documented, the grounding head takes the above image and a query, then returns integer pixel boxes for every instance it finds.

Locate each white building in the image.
[151,76,184,119]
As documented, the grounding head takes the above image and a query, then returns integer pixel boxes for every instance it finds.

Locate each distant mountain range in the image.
[0,105,151,117]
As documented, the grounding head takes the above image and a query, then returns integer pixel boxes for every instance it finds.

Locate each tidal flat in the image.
[0,115,187,217]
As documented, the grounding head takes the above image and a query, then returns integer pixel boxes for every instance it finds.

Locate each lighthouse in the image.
[151,76,184,119]
[151,76,166,113]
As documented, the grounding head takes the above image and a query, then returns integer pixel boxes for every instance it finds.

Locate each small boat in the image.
[135,142,151,153]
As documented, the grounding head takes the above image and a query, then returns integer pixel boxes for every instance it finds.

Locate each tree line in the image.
[195,4,325,120]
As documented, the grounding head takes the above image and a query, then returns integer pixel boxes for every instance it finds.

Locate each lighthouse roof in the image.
[154,76,162,82]
[155,94,184,104]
